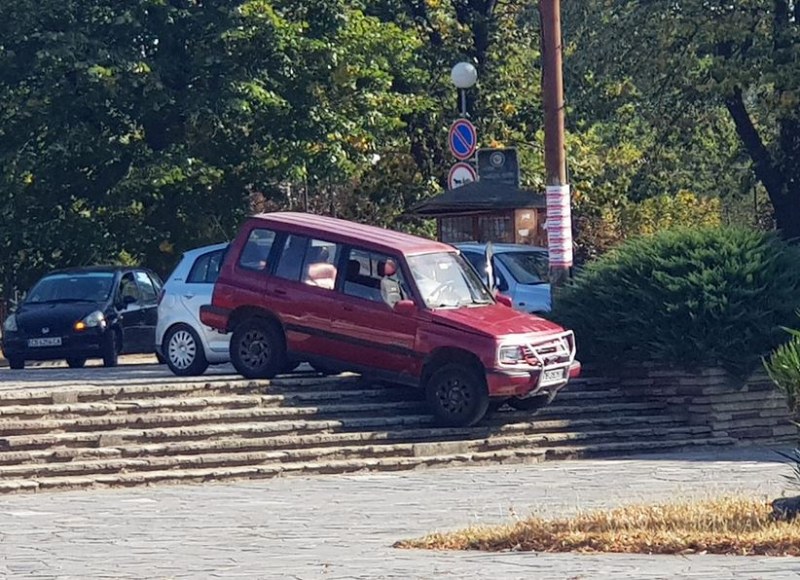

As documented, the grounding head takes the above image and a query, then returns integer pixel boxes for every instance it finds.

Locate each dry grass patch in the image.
[394,497,800,556]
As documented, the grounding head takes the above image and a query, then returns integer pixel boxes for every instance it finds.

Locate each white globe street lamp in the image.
[451,62,477,117]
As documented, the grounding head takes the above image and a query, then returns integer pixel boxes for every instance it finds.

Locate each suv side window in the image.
[188,248,226,284]
[238,229,276,272]
[274,236,340,290]
[343,248,407,305]
[135,271,158,305]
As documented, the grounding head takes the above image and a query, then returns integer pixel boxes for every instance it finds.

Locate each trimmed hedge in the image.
[553,227,800,376]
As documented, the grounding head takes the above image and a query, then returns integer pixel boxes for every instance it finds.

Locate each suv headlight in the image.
[74,310,106,331]
[498,344,525,365]
[3,314,17,333]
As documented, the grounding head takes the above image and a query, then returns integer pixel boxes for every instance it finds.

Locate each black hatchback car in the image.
[1,266,163,370]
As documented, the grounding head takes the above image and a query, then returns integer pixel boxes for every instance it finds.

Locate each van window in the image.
[238,229,276,272]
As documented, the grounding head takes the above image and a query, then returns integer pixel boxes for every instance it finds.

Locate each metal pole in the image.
[540,0,572,288]
[459,89,468,118]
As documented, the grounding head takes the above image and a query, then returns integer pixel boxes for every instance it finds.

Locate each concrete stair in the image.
[0,373,735,493]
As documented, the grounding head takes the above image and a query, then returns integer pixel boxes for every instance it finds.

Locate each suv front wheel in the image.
[425,363,489,427]
[230,318,287,379]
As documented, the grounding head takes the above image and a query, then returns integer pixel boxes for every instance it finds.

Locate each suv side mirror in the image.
[393,299,416,316]
[494,292,513,308]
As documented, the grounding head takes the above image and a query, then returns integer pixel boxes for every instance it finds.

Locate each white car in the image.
[156,243,230,375]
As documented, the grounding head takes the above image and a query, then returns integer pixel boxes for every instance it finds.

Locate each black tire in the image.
[8,357,24,370]
[66,357,86,369]
[507,394,548,412]
[155,351,167,365]
[102,330,119,368]
[425,363,489,427]
[164,324,208,376]
[230,318,286,379]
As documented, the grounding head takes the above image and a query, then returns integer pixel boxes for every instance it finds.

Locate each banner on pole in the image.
[545,185,573,268]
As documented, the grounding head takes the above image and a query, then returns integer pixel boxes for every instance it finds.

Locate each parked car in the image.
[456,242,551,313]
[200,212,580,427]
[156,243,230,376]
[1,266,163,370]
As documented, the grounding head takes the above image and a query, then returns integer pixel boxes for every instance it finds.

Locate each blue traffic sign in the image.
[448,119,477,161]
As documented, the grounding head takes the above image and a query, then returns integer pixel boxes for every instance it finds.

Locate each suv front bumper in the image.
[487,360,581,399]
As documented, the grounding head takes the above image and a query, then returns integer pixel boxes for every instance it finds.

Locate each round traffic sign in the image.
[447,162,477,190]
[448,119,477,161]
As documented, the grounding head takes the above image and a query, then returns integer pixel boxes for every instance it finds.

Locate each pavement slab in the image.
[1,447,799,579]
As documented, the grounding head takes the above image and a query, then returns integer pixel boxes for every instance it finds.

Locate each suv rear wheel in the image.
[230,318,286,379]
[165,324,208,376]
[425,363,489,427]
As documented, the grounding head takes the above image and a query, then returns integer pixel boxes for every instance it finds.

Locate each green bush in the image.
[553,227,800,376]
[764,329,800,414]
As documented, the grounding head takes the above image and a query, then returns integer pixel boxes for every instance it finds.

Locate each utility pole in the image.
[540,0,572,288]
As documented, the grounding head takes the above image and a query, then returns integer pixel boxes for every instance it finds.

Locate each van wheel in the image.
[102,331,119,367]
[425,363,489,427]
[66,358,86,369]
[165,324,208,376]
[507,394,548,412]
[8,357,24,370]
[230,318,286,379]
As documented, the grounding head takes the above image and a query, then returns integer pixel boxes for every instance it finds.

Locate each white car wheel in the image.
[165,324,209,376]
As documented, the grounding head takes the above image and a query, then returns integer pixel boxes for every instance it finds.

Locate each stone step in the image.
[0,416,694,466]
[0,406,683,454]
[0,425,716,480]
[0,388,424,419]
[0,436,735,495]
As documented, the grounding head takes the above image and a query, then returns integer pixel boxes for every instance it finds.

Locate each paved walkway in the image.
[1,447,799,579]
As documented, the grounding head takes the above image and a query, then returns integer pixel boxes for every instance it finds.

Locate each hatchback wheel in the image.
[102,331,119,368]
[165,324,208,376]
[66,357,86,369]
[425,363,489,427]
[230,318,286,379]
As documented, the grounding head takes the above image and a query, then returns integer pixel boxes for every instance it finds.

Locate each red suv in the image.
[200,213,580,427]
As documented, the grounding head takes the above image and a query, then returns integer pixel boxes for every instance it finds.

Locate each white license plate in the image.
[541,368,565,386]
[27,337,62,348]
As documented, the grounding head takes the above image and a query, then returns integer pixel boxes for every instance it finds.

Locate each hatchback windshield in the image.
[408,252,493,308]
[26,272,115,304]
[497,251,549,285]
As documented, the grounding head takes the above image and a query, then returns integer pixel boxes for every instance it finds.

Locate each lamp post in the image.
[451,62,478,118]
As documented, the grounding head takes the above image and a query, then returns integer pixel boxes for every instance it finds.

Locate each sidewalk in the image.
[1,447,798,579]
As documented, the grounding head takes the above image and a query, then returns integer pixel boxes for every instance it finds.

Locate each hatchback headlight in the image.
[498,344,525,365]
[3,314,17,333]
[74,310,106,331]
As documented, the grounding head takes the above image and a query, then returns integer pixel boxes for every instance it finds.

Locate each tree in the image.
[564,1,799,239]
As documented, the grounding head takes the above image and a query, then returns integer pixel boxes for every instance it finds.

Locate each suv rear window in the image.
[238,229,276,272]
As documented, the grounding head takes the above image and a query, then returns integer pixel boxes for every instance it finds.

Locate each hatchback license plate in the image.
[28,337,62,348]
[541,368,565,386]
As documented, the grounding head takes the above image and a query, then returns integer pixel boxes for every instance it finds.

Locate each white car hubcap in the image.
[168,330,197,369]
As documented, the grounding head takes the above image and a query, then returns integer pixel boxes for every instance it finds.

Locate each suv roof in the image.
[251,212,453,256]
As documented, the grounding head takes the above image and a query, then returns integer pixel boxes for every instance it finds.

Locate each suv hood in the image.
[430,303,564,338]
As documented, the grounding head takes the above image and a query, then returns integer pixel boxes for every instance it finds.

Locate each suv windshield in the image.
[408,252,493,308]
[497,251,549,285]
[26,272,115,304]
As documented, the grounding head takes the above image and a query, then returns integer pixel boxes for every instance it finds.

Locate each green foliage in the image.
[764,327,800,414]
[554,227,800,376]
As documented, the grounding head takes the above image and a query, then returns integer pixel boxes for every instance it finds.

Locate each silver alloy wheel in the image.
[168,329,198,370]
[239,328,271,370]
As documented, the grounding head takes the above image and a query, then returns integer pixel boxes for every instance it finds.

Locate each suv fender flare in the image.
[227,306,285,336]
[421,347,485,388]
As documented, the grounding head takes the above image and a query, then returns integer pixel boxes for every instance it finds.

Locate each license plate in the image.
[27,337,62,347]
[541,368,565,386]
